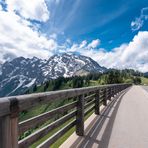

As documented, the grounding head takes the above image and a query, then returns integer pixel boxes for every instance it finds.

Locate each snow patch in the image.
[20,60,27,65]
[24,78,36,88]
[7,76,26,96]
[32,64,35,67]
[75,59,85,65]
[43,71,49,76]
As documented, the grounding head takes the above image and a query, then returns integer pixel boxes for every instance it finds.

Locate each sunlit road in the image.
[61,86,148,148]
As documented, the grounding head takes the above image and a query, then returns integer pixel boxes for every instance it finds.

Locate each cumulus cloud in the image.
[0,0,58,63]
[65,39,100,53]
[78,31,148,72]
[0,4,2,11]
[6,0,50,22]
[0,1,147,73]
[131,7,148,31]
[49,33,57,39]
[79,40,87,48]
[66,38,72,44]
[88,39,100,48]
[61,31,148,72]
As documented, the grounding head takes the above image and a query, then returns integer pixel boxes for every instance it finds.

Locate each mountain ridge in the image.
[0,53,106,97]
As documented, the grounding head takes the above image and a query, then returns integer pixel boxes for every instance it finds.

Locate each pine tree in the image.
[33,84,37,92]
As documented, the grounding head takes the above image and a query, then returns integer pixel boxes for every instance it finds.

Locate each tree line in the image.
[24,69,143,94]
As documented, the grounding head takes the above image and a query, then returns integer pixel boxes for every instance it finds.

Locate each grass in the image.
[141,77,148,85]
[89,80,99,86]
[18,76,137,147]
[51,109,94,148]
[19,76,134,147]
[18,78,118,147]
[123,78,133,83]
[28,108,95,148]
[19,104,50,122]
[30,118,75,148]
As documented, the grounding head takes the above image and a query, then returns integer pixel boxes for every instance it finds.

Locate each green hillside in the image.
[141,77,148,85]
[20,69,145,122]
[19,69,147,147]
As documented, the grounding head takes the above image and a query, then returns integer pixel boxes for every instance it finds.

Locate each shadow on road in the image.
[69,88,130,148]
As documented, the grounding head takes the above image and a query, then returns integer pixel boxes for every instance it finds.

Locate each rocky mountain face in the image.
[144,72,148,77]
[0,63,2,75]
[0,53,106,97]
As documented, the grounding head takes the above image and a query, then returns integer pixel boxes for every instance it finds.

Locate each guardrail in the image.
[0,83,131,148]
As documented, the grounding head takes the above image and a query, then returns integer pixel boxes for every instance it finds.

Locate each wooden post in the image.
[10,117,18,148]
[103,88,107,106]
[95,90,100,115]
[10,98,19,148]
[108,88,111,101]
[111,87,114,98]
[76,95,84,136]
[0,98,19,148]
[0,114,18,148]
[0,115,19,148]
[0,116,12,148]
[114,86,117,96]
[117,86,120,94]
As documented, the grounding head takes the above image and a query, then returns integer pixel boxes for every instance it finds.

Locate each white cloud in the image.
[62,32,148,72]
[131,18,143,31]
[66,38,72,44]
[77,31,148,72]
[67,39,100,53]
[141,7,148,19]
[0,1,147,73]
[131,7,148,31]
[79,40,87,48]
[0,5,2,11]
[88,39,100,48]
[49,33,57,39]
[0,1,57,63]
[68,44,79,52]
[6,0,50,22]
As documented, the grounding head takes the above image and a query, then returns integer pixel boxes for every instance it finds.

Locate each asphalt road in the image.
[61,86,148,148]
[107,86,148,148]
[141,85,148,93]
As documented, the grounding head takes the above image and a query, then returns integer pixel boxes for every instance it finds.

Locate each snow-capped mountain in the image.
[0,53,106,97]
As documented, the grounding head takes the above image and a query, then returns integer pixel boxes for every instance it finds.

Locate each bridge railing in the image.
[0,83,131,148]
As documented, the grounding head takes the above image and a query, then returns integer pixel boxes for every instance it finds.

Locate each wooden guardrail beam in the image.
[0,84,131,148]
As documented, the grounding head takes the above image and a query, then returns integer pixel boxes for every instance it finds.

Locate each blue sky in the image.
[42,0,148,49]
[0,0,148,72]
